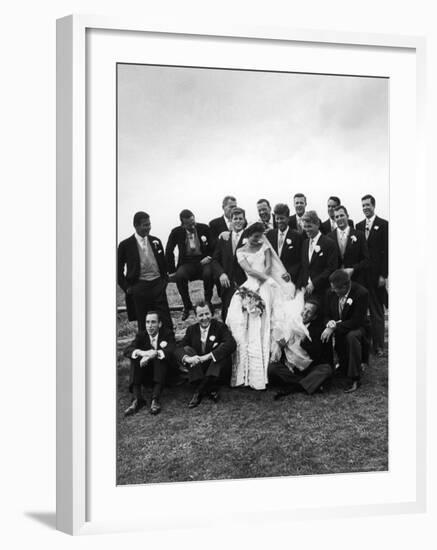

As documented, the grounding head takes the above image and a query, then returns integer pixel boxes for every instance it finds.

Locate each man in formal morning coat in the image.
[320,195,355,235]
[165,209,214,321]
[211,207,248,321]
[297,210,338,300]
[117,211,172,332]
[123,311,176,415]
[321,269,370,393]
[209,195,237,250]
[268,298,334,398]
[266,202,303,286]
[327,205,369,286]
[288,192,307,236]
[176,302,236,408]
[355,194,388,357]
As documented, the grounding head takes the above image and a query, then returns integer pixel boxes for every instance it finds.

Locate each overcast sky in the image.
[117,64,388,242]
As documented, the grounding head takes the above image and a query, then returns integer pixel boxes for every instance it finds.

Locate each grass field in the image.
[116,282,388,485]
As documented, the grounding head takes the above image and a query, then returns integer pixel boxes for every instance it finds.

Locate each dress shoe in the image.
[150,398,161,415]
[344,380,361,393]
[273,388,292,401]
[208,391,219,403]
[124,398,146,416]
[188,392,202,408]
[181,308,191,321]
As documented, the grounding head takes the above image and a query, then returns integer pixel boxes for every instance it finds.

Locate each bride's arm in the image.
[238,254,270,283]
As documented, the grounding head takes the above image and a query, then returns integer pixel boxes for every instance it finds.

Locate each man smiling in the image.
[177,302,236,408]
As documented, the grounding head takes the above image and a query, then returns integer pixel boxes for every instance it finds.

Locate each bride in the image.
[226,222,311,390]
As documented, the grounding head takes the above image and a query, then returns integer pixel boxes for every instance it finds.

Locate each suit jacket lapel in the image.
[129,234,141,263]
[147,235,160,263]
[279,229,291,259]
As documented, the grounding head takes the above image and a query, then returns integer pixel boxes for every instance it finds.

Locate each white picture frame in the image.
[56,14,427,535]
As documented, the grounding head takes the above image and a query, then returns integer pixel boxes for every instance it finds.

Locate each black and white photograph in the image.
[116,63,389,485]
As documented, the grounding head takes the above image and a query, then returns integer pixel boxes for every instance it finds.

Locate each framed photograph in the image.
[57,15,426,535]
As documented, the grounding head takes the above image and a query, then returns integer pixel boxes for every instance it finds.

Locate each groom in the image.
[266,203,303,286]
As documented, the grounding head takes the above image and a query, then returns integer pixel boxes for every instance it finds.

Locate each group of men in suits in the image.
[117,192,388,413]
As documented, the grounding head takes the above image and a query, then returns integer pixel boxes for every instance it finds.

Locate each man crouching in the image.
[124,311,176,416]
[177,301,236,408]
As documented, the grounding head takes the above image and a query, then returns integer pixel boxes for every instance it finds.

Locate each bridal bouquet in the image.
[236,287,266,317]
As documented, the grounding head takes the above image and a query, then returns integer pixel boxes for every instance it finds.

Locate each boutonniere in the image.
[314,245,321,253]
[350,235,357,243]
[212,342,218,349]
[157,250,162,254]
[159,341,168,348]
[346,298,353,306]
[286,238,292,244]
[242,238,248,244]
[201,235,207,243]
[209,335,216,342]
[374,226,379,231]
[152,240,160,247]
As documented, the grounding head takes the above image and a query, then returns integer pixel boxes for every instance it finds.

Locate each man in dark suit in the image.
[288,193,307,235]
[266,203,303,286]
[321,270,369,393]
[177,302,236,408]
[123,311,176,415]
[327,205,369,286]
[269,298,334,398]
[117,211,172,332]
[209,195,237,250]
[211,207,248,321]
[297,210,338,299]
[256,198,276,231]
[356,194,388,357]
[320,196,355,234]
[165,209,214,321]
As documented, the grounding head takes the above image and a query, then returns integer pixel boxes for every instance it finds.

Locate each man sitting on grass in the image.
[269,298,334,399]
[124,311,176,416]
[177,301,236,408]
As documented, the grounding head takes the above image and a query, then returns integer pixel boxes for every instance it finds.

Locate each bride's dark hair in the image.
[245,222,265,237]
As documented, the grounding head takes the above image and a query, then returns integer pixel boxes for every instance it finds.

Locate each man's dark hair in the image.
[133,211,150,227]
[145,310,161,322]
[179,209,194,222]
[222,195,236,207]
[231,207,246,219]
[361,194,376,206]
[328,196,341,206]
[194,301,214,315]
[329,269,351,287]
[302,210,320,226]
[245,222,266,237]
[257,198,271,208]
[273,203,290,217]
[305,297,321,311]
[293,193,306,201]
[334,205,349,217]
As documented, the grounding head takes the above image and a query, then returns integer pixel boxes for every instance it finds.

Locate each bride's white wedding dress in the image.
[226,240,312,390]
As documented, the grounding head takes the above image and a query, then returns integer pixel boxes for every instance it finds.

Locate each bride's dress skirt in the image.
[226,277,311,390]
